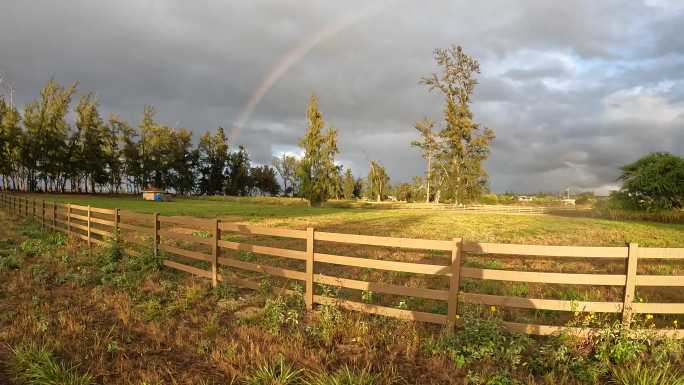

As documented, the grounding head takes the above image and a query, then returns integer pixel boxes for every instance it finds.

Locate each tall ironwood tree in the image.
[296,93,339,206]
[411,117,440,203]
[421,45,495,204]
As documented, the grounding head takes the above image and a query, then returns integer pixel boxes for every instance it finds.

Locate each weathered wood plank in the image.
[219,223,308,239]
[314,252,451,276]
[461,267,626,286]
[314,231,453,251]
[218,239,306,260]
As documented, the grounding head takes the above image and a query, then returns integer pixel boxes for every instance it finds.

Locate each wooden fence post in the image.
[114,208,120,235]
[305,227,315,311]
[448,238,464,328]
[41,200,45,230]
[212,219,220,288]
[87,205,92,252]
[622,242,639,327]
[153,212,160,257]
[67,204,72,237]
[52,203,57,229]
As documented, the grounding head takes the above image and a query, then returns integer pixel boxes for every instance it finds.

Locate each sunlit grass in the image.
[23,193,684,247]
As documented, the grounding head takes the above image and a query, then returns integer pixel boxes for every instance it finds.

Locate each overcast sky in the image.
[1,0,683,194]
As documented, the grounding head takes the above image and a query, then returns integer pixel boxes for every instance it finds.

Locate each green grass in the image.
[8,344,94,385]
[20,193,684,247]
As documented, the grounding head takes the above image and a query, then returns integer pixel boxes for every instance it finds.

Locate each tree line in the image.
[0,80,369,202]
[0,45,497,205]
[0,80,283,196]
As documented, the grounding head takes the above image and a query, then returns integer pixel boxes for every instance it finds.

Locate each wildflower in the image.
[489,306,497,313]
[646,314,654,320]
[673,320,679,328]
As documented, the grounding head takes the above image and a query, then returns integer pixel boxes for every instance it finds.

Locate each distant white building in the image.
[517,195,535,202]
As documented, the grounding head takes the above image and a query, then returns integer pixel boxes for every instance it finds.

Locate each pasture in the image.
[20,193,684,247]
[2,193,684,384]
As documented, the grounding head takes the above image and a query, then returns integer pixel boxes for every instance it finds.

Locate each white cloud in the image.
[603,84,684,123]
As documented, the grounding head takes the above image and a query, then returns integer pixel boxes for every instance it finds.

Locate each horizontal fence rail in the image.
[1,192,683,338]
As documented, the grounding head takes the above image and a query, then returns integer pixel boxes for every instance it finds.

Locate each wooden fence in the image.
[1,192,683,338]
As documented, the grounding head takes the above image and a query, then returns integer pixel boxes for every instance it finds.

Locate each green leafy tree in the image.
[225,145,252,196]
[21,79,77,191]
[251,165,281,196]
[342,168,355,200]
[197,127,229,195]
[411,118,440,203]
[75,93,107,192]
[296,93,339,206]
[617,152,684,211]
[367,160,390,202]
[0,98,22,190]
[272,154,298,196]
[421,45,495,204]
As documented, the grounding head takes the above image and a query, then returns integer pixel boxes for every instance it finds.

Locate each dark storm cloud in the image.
[1,0,683,194]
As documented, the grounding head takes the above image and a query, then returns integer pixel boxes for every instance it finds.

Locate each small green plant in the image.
[20,239,47,256]
[424,311,531,370]
[610,362,684,385]
[100,230,124,263]
[263,290,305,334]
[0,253,23,271]
[592,323,648,365]
[361,290,374,303]
[244,357,303,385]
[105,341,119,354]
[305,365,378,385]
[310,300,345,346]
[8,343,95,385]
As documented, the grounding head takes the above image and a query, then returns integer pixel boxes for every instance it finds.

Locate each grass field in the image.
[21,194,684,248]
[0,195,684,385]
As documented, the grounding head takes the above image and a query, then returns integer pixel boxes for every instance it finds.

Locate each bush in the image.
[0,253,23,271]
[424,312,531,370]
[262,290,305,334]
[479,194,498,205]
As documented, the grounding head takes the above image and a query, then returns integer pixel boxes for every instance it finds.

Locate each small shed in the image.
[142,188,168,201]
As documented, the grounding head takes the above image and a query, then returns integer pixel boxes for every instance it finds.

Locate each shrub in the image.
[0,253,23,271]
[424,312,531,370]
[8,344,94,385]
[308,299,345,346]
[479,194,498,205]
[592,324,648,365]
[262,290,305,334]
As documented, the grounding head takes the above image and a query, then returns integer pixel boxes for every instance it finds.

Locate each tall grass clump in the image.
[244,357,303,385]
[610,362,684,385]
[8,343,94,385]
[305,366,378,385]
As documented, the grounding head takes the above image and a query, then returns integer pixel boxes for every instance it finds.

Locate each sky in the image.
[1,0,683,195]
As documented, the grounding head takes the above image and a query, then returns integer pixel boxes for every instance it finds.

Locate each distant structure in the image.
[517,195,535,202]
[142,187,168,201]
[561,198,576,206]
